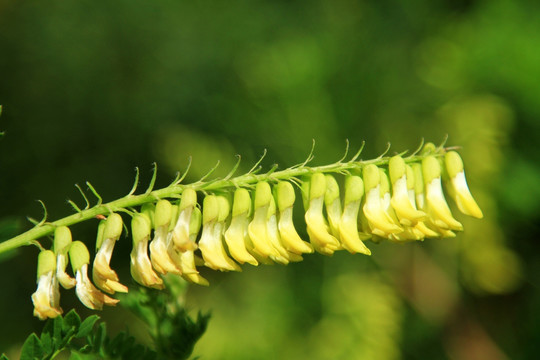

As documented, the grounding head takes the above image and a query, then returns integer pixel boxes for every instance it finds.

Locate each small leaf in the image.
[52,316,64,343]
[40,332,53,356]
[76,315,99,338]
[63,310,82,332]
[1,353,10,360]
[20,333,44,360]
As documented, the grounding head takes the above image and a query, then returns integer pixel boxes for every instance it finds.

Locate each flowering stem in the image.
[0,151,439,256]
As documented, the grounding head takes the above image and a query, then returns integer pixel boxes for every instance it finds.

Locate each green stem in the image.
[0,153,435,255]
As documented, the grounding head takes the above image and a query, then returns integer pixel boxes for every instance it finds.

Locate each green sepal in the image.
[37,250,56,278]
[54,226,72,255]
[140,203,155,229]
[389,156,406,185]
[216,196,230,222]
[406,165,415,190]
[444,151,464,179]
[324,175,340,205]
[379,169,390,195]
[154,200,172,228]
[169,204,179,232]
[412,163,424,194]
[103,213,123,242]
[420,142,436,155]
[69,241,90,273]
[95,220,106,250]
[131,214,151,246]
[276,181,295,211]
[232,188,251,217]
[254,181,272,209]
[202,195,219,224]
[363,164,380,191]
[179,188,197,212]
[344,176,364,204]
[189,207,202,236]
[309,173,326,199]
[422,156,441,183]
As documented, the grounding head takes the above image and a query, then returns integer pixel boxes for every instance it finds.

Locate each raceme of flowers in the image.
[31,149,482,320]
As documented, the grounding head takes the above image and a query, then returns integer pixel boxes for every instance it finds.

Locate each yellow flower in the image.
[53,226,76,289]
[149,200,182,275]
[445,151,483,219]
[422,156,463,231]
[338,176,371,254]
[176,207,209,286]
[224,188,259,266]
[267,196,303,263]
[171,188,199,252]
[130,214,164,289]
[31,250,62,320]
[92,214,128,294]
[389,156,426,226]
[276,181,313,255]
[362,165,402,238]
[248,182,283,260]
[69,241,119,310]
[199,195,241,271]
[304,173,341,255]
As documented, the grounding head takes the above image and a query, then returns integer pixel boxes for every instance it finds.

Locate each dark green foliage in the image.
[119,276,210,360]
[8,310,157,360]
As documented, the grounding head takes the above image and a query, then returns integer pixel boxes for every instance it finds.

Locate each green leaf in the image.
[1,353,10,360]
[76,315,99,338]
[20,333,44,360]
[40,332,53,356]
[63,310,82,332]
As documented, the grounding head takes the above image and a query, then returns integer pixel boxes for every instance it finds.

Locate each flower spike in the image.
[32,250,62,320]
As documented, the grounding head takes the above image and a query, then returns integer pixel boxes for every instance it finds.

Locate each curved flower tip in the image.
[32,250,62,320]
[390,176,426,226]
[56,253,76,289]
[76,264,119,310]
[363,187,403,237]
[445,152,483,219]
[131,241,165,289]
[339,203,371,255]
[179,251,209,286]
[278,207,314,255]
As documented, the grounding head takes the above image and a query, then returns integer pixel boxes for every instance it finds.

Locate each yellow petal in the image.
[425,178,463,231]
[130,240,164,289]
[339,201,371,255]
[305,197,341,255]
[278,207,313,254]
[224,214,259,265]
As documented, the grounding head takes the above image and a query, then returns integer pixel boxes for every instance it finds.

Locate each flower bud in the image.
[224,189,258,266]
[130,214,164,289]
[249,182,282,258]
[141,203,155,228]
[32,250,62,320]
[37,250,56,278]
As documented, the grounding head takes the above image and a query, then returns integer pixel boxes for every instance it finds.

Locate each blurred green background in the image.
[1,0,539,358]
